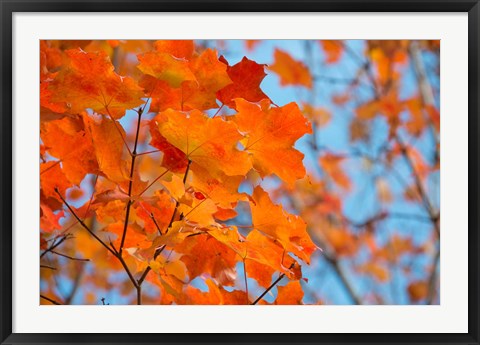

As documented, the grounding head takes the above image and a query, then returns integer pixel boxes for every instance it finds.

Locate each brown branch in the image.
[150,213,163,235]
[426,247,440,304]
[40,234,70,258]
[55,188,116,256]
[137,245,167,286]
[135,149,161,157]
[341,41,380,99]
[408,40,440,147]
[119,107,143,256]
[243,259,249,304]
[251,271,287,305]
[50,250,90,262]
[395,135,440,238]
[323,253,362,305]
[40,265,56,270]
[64,265,84,305]
[56,188,142,304]
[40,294,62,305]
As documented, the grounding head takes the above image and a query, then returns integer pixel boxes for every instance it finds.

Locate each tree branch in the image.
[324,253,363,305]
[50,250,90,262]
[251,271,287,305]
[119,107,143,256]
[395,135,440,238]
[40,234,70,259]
[40,294,62,305]
[55,188,116,256]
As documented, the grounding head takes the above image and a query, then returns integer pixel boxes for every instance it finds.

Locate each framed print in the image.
[1,1,479,344]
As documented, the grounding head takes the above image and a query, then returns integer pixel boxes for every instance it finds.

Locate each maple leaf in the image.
[216,56,269,108]
[244,230,302,288]
[40,203,65,232]
[275,281,304,305]
[49,48,145,119]
[40,161,71,200]
[41,115,98,185]
[83,114,130,183]
[149,118,189,172]
[320,40,344,64]
[181,279,248,305]
[153,40,195,59]
[234,98,312,186]
[103,221,151,250]
[137,50,196,88]
[134,191,175,235]
[250,186,318,264]
[318,153,352,191]
[188,162,246,209]
[269,48,312,88]
[176,233,238,285]
[156,109,252,177]
[140,48,231,111]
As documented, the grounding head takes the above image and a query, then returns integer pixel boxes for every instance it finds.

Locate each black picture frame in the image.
[1,1,478,344]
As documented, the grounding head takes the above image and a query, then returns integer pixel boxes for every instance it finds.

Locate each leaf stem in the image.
[119,108,143,256]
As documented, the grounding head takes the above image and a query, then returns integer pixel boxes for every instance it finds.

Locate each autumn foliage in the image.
[40,39,440,305]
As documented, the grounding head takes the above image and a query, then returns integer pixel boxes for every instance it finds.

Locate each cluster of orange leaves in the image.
[40,40,319,305]
[40,39,440,305]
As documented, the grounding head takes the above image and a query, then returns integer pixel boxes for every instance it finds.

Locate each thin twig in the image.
[119,107,144,256]
[137,245,167,286]
[251,272,286,305]
[243,259,249,304]
[324,252,362,305]
[395,135,440,238]
[40,294,62,305]
[55,188,116,256]
[40,265,57,270]
[50,250,90,262]
[40,234,70,258]
[426,247,440,304]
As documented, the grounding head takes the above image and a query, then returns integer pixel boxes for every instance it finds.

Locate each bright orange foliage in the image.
[40,39,440,306]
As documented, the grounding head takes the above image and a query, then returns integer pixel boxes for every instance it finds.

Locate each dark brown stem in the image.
[150,213,163,235]
[426,247,440,304]
[64,265,84,305]
[137,285,142,305]
[251,272,286,305]
[56,188,142,304]
[135,149,161,157]
[119,108,143,256]
[40,294,62,305]
[40,234,70,258]
[40,265,56,270]
[243,259,249,304]
[55,189,116,256]
[395,135,440,238]
[137,245,167,286]
[50,250,90,262]
[324,253,362,305]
